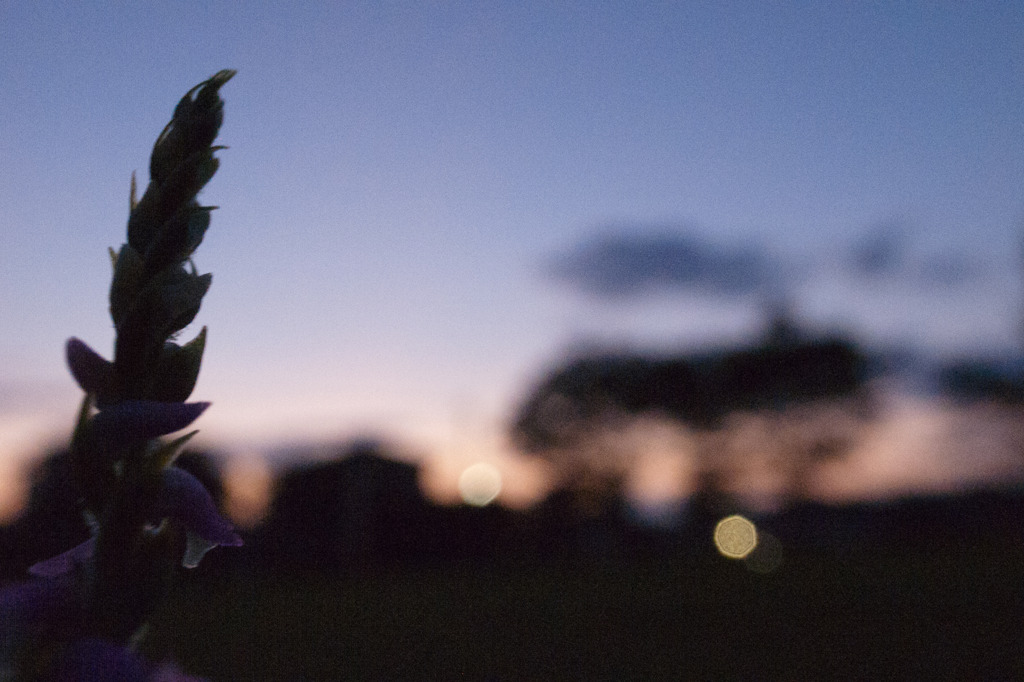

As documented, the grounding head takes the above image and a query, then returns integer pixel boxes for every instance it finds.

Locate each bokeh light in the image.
[458,462,503,507]
[223,453,274,528]
[713,514,758,559]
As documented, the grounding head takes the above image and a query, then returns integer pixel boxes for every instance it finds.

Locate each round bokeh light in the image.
[714,514,758,559]
[458,462,503,507]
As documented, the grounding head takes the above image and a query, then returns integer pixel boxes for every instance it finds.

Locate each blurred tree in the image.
[0,449,88,581]
[511,313,874,510]
[938,360,1024,405]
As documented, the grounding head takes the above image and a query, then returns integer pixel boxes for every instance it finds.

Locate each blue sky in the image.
[1,3,1023,501]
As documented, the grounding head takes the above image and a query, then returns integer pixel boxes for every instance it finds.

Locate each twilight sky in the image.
[1,2,1022,509]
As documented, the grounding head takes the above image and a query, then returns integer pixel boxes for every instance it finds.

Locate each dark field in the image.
[144,540,1023,681]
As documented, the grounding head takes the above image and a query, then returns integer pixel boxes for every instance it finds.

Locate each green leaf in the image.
[185,206,214,256]
[149,327,206,402]
[142,204,193,277]
[68,394,114,514]
[163,271,212,335]
[142,202,215,277]
[195,153,220,190]
[150,118,183,186]
[109,244,144,327]
[126,179,162,255]
[130,266,212,340]
[150,429,199,470]
[113,266,209,389]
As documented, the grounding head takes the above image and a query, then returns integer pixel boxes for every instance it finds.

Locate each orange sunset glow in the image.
[4,383,1024,526]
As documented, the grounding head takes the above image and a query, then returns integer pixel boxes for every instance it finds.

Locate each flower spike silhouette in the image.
[0,70,239,681]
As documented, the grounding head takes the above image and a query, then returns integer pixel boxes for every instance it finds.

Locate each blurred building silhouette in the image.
[4,435,1024,584]
[256,440,430,571]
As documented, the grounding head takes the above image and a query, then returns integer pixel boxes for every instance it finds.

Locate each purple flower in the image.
[0,574,84,643]
[66,337,114,397]
[50,639,208,681]
[159,466,241,547]
[27,466,240,574]
[158,466,242,568]
[51,638,149,681]
[90,400,210,450]
[28,537,96,578]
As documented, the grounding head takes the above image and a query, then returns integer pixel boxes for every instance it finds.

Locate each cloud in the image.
[916,252,985,288]
[548,223,992,305]
[848,225,908,278]
[846,224,984,288]
[548,230,780,299]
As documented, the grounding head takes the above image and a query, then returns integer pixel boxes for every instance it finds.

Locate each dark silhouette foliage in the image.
[0,447,228,584]
[939,359,1024,404]
[509,316,875,511]
[0,450,88,582]
[512,333,871,454]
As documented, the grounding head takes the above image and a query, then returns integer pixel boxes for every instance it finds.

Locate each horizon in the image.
[4,347,1024,527]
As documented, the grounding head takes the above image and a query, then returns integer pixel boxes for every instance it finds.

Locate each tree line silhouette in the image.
[4,316,1024,582]
[511,311,877,509]
[5,438,1024,585]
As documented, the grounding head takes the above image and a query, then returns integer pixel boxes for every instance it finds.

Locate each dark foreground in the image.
[143,539,1023,681]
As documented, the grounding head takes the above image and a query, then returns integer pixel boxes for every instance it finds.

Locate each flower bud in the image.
[148,328,206,402]
[159,466,243,555]
[109,244,144,328]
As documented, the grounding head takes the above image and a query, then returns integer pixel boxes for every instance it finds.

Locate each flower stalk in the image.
[1,70,241,681]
